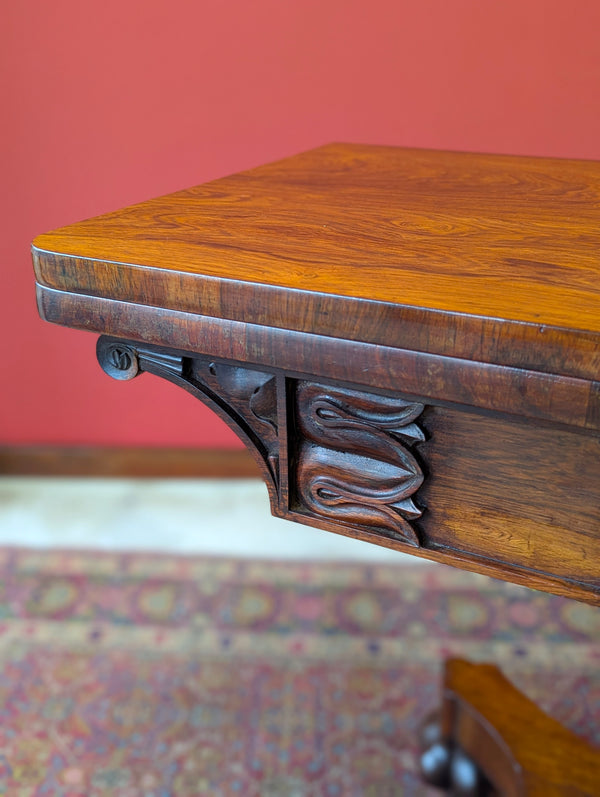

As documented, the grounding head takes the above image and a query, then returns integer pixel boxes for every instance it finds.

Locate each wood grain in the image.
[32,144,600,378]
[418,406,600,586]
[37,287,600,433]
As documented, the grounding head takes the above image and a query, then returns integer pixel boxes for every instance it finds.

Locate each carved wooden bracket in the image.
[96,336,280,499]
[96,336,427,547]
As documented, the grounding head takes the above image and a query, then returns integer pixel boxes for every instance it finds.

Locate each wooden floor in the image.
[0,446,258,478]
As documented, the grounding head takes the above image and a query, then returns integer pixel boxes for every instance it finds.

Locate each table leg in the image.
[419,658,600,796]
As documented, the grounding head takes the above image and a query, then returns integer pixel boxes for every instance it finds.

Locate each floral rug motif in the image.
[0,548,598,796]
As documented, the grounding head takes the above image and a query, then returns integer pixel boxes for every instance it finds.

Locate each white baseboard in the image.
[0,477,422,563]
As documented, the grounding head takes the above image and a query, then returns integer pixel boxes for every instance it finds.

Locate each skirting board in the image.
[0,447,259,478]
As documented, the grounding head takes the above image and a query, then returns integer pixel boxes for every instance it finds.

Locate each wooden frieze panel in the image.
[93,336,600,603]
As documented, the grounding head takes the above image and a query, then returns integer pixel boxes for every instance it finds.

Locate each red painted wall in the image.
[3,0,600,447]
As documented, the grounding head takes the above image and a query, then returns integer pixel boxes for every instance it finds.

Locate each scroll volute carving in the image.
[96,336,280,494]
[293,382,426,546]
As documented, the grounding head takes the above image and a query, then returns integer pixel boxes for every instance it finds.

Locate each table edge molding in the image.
[36,284,600,433]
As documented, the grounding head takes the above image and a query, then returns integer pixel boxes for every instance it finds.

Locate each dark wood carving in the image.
[96,336,279,494]
[188,358,279,487]
[293,382,426,547]
[97,337,181,381]
[96,337,428,547]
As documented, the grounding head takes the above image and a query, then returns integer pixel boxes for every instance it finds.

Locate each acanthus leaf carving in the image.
[293,382,426,547]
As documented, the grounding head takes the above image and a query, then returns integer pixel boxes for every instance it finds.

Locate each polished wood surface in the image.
[33,144,600,379]
[421,659,600,796]
[36,288,600,432]
[33,145,600,607]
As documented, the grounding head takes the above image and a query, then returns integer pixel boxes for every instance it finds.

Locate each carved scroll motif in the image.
[96,336,279,492]
[294,382,426,546]
[97,337,182,381]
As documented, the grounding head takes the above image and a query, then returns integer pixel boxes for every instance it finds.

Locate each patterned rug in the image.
[0,548,598,797]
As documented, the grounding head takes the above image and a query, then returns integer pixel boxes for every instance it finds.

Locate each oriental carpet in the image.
[0,548,598,796]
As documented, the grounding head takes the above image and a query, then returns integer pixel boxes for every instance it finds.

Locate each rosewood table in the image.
[33,144,600,794]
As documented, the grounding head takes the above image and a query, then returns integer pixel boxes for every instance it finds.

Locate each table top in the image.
[33,143,600,380]
[33,144,600,604]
